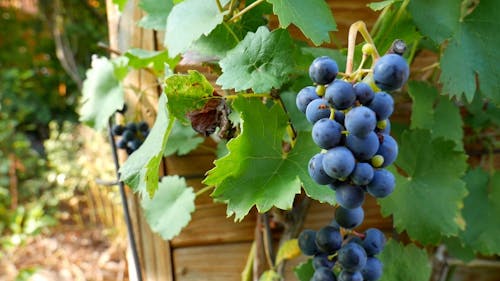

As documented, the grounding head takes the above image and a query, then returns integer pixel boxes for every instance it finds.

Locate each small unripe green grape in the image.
[316,85,326,97]
[362,43,375,55]
[371,155,384,168]
[377,120,388,130]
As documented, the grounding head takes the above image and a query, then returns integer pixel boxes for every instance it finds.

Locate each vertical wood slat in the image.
[105,1,174,280]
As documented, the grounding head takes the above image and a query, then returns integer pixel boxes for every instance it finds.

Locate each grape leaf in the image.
[294,259,314,281]
[378,240,431,281]
[280,91,312,133]
[275,239,301,266]
[119,94,174,197]
[407,0,460,44]
[125,48,179,73]
[443,237,475,262]
[379,129,468,245]
[439,0,500,104]
[164,70,214,124]
[204,97,334,221]
[141,175,195,240]
[163,120,204,156]
[459,168,500,255]
[217,27,295,93]
[408,81,463,149]
[137,0,173,30]
[266,0,336,45]
[79,56,124,130]
[164,0,229,57]
[367,0,401,11]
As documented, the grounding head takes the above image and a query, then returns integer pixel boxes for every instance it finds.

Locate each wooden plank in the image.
[173,242,253,281]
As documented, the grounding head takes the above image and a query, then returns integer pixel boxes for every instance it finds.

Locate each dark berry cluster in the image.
[112,121,150,155]
[296,53,409,281]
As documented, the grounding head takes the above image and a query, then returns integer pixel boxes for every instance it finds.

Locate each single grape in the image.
[296,86,320,113]
[306,98,331,124]
[345,106,377,138]
[298,229,319,256]
[335,206,364,229]
[315,226,343,254]
[338,242,367,272]
[362,228,386,256]
[335,184,365,209]
[125,122,138,133]
[309,56,339,85]
[345,132,379,161]
[112,124,125,136]
[375,134,398,167]
[324,80,356,110]
[367,92,394,121]
[138,121,149,132]
[371,155,384,168]
[338,270,363,281]
[127,139,142,151]
[373,53,409,91]
[322,147,356,179]
[376,119,391,134]
[312,266,337,281]
[309,153,336,185]
[361,257,383,281]
[367,169,395,198]
[350,163,374,186]
[353,82,375,105]
[313,254,336,270]
[312,118,343,149]
[121,130,134,142]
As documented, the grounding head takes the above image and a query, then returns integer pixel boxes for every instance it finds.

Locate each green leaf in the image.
[190,24,240,58]
[280,91,312,133]
[379,129,468,244]
[367,0,400,11]
[112,0,127,11]
[164,120,204,156]
[164,0,229,57]
[465,91,500,129]
[79,56,124,130]
[125,48,179,73]
[138,0,173,30]
[119,94,174,197]
[275,239,301,266]
[266,0,336,45]
[378,240,431,281]
[294,259,314,281]
[408,81,463,149]
[444,237,476,262]
[141,175,195,240]
[459,168,500,256]
[164,70,214,124]
[204,97,334,221]
[217,27,295,93]
[407,0,461,44]
[258,270,280,281]
[439,0,500,104]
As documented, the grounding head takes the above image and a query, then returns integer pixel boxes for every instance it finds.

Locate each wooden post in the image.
[105,1,174,280]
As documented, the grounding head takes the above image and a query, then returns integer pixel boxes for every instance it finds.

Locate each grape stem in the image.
[346,21,380,76]
[195,185,215,197]
[229,0,265,22]
[215,0,224,13]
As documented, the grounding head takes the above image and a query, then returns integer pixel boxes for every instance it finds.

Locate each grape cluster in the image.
[112,121,150,155]
[296,54,409,281]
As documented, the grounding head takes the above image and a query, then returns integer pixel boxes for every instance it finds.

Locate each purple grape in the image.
[367,92,394,121]
[309,153,336,185]
[322,147,356,179]
[306,98,331,124]
[350,163,374,186]
[309,56,339,85]
[338,242,367,272]
[325,80,356,110]
[373,54,409,91]
[345,132,380,161]
[353,82,375,105]
[345,106,377,138]
[367,169,395,198]
[296,86,320,113]
[312,118,343,149]
[335,184,366,209]
[375,134,398,167]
